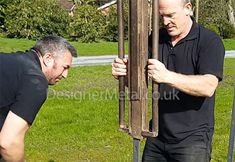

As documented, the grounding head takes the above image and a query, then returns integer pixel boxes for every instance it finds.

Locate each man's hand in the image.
[147,59,170,83]
[112,58,128,79]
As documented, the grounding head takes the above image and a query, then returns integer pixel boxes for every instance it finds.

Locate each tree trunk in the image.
[228,0,235,28]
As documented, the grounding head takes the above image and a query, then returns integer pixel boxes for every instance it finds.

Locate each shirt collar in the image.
[30,49,42,70]
[184,17,199,41]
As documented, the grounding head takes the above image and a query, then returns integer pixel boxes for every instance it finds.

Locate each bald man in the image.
[112,0,225,161]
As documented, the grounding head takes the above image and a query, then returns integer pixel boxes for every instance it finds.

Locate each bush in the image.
[0,0,12,33]
[4,0,69,39]
[0,5,4,27]
[204,23,220,35]
[219,21,235,39]
[68,4,105,43]
[102,1,128,42]
[197,0,235,38]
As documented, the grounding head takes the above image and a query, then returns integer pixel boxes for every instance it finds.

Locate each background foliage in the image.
[102,1,128,42]
[0,0,235,42]
[3,0,69,39]
[198,0,235,38]
[68,4,105,42]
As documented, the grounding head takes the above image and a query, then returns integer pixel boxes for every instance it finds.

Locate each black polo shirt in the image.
[0,51,48,130]
[149,19,225,143]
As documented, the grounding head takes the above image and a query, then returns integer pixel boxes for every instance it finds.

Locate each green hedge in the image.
[199,0,235,38]
[4,0,69,39]
[102,4,128,42]
[68,4,106,43]
[0,0,234,42]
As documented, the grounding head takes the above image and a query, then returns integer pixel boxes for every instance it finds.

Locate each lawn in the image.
[23,58,235,162]
[0,38,127,56]
[0,38,234,55]
[223,39,235,50]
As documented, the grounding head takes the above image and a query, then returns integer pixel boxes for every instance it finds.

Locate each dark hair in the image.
[32,35,77,58]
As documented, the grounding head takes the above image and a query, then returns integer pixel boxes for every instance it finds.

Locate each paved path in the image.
[226,50,235,58]
[72,50,235,67]
[72,55,116,67]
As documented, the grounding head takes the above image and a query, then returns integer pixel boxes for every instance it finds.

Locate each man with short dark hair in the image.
[112,0,225,161]
[0,35,77,161]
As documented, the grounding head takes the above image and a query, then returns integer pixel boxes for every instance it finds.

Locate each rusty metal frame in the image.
[117,0,159,161]
[117,0,159,139]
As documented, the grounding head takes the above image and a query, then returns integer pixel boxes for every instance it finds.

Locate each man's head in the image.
[159,0,193,40]
[32,35,77,85]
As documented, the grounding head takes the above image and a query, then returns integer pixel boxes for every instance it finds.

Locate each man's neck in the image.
[171,18,193,46]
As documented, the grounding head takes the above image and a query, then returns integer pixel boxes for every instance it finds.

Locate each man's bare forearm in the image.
[165,71,218,97]
[1,141,25,162]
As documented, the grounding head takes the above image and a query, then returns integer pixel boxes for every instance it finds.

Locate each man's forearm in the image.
[1,142,25,162]
[0,111,29,162]
[164,72,218,97]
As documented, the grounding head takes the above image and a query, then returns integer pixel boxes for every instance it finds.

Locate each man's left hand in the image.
[147,59,170,83]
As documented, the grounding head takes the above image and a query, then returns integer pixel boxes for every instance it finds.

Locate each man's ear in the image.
[42,53,54,67]
[183,2,193,16]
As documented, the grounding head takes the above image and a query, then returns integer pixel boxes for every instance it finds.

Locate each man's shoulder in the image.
[198,24,222,41]
[17,51,45,76]
[196,24,224,54]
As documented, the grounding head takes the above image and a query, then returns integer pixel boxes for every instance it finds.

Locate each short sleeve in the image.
[197,35,225,81]
[11,74,48,125]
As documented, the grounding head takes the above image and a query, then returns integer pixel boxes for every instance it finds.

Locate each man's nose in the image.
[62,69,68,78]
[163,17,170,26]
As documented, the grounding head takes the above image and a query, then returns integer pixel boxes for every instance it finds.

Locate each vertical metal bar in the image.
[128,1,142,161]
[117,0,126,129]
[195,0,199,22]
[151,0,159,135]
[128,0,148,139]
[228,89,235,162]
[133,138,141,162]
[148,1,152,35]
[128,0,148,161]
[129,0,140,138]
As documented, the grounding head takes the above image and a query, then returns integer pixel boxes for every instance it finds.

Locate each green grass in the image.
[25,65,134,162]
[23,58,235,162]
[223,39,235,50]
[70,41,128,56]
[212,58,235,162]
[0,38,128,56]
[0,37,234,56]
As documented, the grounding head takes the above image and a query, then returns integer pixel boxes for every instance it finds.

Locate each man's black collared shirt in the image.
[0,51,48,129]
[149,20,225,143]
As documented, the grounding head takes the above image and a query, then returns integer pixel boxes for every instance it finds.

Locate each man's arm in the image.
[0,111,29,162]
[148,59,219,97]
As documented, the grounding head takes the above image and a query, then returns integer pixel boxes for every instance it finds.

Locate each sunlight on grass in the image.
[24,58,235,161]
[0,38,233,56]
[0,38,129,56]
[223,39,235,50]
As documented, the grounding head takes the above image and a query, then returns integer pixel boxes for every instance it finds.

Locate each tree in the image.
[0,0,13,31]
[102,0,128,42]
[227,0,235,28]
[68,4,106,42]
[198,0,235,38]
[4,0,69,39]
